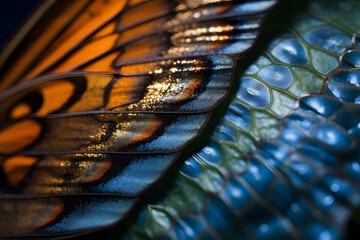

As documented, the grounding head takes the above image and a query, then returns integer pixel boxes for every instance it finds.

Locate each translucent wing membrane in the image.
[0,0,278,237]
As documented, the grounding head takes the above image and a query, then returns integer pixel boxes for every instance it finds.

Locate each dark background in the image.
[0,0,40,48]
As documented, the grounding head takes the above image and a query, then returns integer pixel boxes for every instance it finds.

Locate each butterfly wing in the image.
[0,0,278,237]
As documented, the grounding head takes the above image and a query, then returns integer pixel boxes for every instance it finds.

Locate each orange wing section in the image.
[0,0,91,91]
[3,155,38,187]
[24,0,126,78]
[0,0,127,91]
[0,119,41,154]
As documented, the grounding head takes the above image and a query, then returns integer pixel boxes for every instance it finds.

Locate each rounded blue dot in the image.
[257,65,294,88]
[224,179,252,211]
[174,217,205,240]
[224,101,252,130]
[287,158,315,187]
[271,38,309,65]
[212,121,237,142]
[342,50,360,69]
[303,26,351,54]
[329,70,360,87]
[313,123,353,150]
[236,77,270,108]
[327,82,360,104]
[180,157,202,178]
[300,96,343,117]
[197,140,222,165]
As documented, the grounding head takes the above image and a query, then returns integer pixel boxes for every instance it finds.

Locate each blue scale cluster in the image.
[127,2,360,239]
[174,95,360,239]
[152,35,360,239]
[326,35,360,104]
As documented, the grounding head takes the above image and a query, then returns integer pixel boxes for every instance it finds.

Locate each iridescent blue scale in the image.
[257,65,294,89]
[302,26,351,54]
[236,77,271,109]
[342,50,360,69]
[224,101,252,131]
[212,121,238,142]
[270,38,309,65]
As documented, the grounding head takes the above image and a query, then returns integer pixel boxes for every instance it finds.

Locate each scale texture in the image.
[124,0,360,239]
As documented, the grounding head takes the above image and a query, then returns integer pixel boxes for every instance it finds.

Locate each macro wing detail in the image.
[0,0,278,237]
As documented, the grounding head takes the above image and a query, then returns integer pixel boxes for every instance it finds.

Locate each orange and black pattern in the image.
[0,0,277,237]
